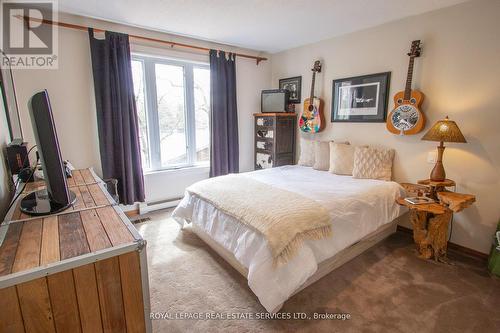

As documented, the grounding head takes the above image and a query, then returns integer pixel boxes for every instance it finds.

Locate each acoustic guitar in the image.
[299,60,324,133]
[386,40,425,135]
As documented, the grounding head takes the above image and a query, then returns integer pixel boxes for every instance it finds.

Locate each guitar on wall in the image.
[299,60,324,133]
[386,40,425,135]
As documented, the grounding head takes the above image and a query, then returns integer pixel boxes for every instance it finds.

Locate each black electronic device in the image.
[261,89,290,113]
[20,90,76,216]
[6,139,29,174]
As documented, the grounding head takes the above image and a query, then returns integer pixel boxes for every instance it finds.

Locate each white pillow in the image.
[352,147,395,181]
[313,141,330,171]
[328,142,355,175]
[298,138,315,166]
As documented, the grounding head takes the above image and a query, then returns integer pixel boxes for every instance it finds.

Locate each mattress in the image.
[172,165,406,312]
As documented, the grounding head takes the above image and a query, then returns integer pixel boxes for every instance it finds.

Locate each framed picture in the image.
[279,76,302,104]
[331,72,391,122]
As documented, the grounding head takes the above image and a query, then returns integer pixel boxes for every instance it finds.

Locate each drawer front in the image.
[256,140,273,151]
[256,117,274,127]
[256,129,273,139]
[255,152,273,169]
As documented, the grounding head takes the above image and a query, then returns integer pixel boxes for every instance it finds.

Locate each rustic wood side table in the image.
[397,180,475,262]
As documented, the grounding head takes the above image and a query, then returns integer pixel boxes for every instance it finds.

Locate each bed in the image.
[172,165,407,312]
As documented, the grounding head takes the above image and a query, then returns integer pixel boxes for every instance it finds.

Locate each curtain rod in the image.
[19,15,268,65]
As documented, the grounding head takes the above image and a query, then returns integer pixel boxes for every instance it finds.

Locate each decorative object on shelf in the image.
[279,76,302,104]
[299,60,324,133]
[421,116,467,181]
[331,72,390,123]
[386,40,425,135]
[254,113,296,169]
[404,196,435,205]
[417,178,456,199]
[397,179,476,262]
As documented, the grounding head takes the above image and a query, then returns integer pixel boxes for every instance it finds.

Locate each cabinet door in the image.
[275,118,295,154]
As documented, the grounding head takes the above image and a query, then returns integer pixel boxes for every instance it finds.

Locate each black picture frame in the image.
[331,72,391,123]
[279,76,302,104]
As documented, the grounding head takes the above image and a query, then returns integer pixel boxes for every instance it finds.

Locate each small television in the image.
[20,90,76,215]
[261,89,290,113]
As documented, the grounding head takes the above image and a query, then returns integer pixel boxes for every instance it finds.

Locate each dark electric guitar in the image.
[386,40,425,135]
[299,60,324,133]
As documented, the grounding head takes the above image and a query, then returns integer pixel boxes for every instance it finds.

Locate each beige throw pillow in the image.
[352,147,395,181]
[313,141,331,171]
[298,138,315,166]
[329,142,355,175]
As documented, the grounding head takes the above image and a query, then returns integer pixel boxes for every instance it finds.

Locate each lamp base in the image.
[429,143,446,182]
[430,162,446,182]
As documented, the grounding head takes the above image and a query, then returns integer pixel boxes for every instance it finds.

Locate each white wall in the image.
[9,1,499,254]
[12,12,271,205]
[271,0,500,254]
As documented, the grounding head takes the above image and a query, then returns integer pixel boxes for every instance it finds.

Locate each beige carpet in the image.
[135,210,500,333]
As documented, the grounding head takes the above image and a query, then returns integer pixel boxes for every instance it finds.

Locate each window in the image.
[131,55,210,172]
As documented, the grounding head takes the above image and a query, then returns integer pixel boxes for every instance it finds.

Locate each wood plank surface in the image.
[96,206,134,246]
[12,219,42,273]
[80,209,112,251]
[17,278,56,333]
[58,212,90,260]
[24,180,45,193]
[40,216,60,265]
[10,202,23,221]
[47,271,82,333]
[119,252,146,333]
[80,168,96,184]
[0,222,23,276]
[66,176,76,187]
[73,264,104,333]
[0,287,25,332]
[79,185,96,207]
[95,257,126,333]
[88,183,110,206]
[72,170,86,186]
[71,186,86,210]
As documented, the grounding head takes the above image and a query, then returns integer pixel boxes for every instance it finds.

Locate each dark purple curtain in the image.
[88,29,145,204]
[209,50,239,177]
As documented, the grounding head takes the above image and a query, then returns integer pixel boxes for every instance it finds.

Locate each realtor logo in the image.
[1,0,58,68]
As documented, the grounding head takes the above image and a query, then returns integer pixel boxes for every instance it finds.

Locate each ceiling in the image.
[58,0,467,53]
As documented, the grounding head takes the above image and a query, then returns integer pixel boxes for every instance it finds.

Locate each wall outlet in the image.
[427,151,437,164]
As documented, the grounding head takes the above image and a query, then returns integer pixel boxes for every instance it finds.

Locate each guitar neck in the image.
[404,56,415,100]
[310,72,316,101]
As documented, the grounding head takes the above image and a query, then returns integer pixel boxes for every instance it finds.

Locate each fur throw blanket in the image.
[187,174,331,266]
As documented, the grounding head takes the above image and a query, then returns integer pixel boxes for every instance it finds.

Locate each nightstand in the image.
[397,181,475,262]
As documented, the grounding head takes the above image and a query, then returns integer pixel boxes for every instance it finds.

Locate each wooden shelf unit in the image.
[0,168,151,333]
[254,113,297,169]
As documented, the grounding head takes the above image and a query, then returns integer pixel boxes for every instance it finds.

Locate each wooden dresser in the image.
[254,113,296,169]
[0,169,151,333]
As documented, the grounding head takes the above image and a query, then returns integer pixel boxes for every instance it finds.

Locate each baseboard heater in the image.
[139,197,182,215]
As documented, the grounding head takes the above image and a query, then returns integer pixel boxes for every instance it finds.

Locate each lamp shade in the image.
[421,116,467,143]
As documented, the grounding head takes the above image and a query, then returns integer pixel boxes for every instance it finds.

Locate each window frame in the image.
[132,54,210,172]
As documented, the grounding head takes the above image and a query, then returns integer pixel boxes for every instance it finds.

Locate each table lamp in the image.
[421,116,466,181]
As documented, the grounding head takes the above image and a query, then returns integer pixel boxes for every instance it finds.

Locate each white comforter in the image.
[172,165,406,312]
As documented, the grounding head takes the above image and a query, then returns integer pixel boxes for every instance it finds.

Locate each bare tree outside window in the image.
[131,56,210,171]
